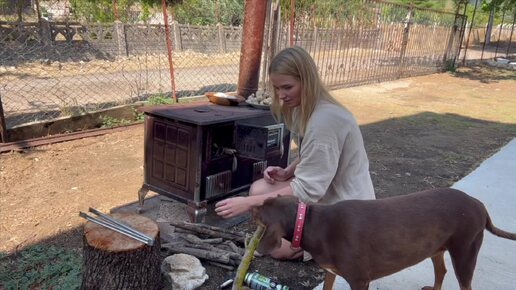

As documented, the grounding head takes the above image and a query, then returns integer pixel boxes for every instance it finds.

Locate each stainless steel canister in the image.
[244,272,289,290]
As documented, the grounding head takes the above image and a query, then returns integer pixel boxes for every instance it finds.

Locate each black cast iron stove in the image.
[138,102,290,222]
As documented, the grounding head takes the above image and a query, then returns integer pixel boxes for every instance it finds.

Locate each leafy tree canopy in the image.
[68,0,243,25]
[390,0,451,10]
[481,0,516,12]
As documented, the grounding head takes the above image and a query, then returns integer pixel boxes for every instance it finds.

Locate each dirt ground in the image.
[1,65,515,289]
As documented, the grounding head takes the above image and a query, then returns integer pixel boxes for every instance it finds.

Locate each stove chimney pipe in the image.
[237,0,268,99]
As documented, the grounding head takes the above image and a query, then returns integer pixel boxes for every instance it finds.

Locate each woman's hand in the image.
[215,196,252,219]
[263,166,291,184]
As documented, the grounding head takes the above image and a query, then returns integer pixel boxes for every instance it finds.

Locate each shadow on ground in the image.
[452,63,516,83]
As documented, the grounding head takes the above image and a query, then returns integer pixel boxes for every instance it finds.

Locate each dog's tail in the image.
[485,214,516,240]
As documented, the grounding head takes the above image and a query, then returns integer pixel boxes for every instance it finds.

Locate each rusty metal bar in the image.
[161,0,177,102]
[113,0,119,21]
[0,123,141,153]
[0,93,7,143]
[237,0,268,99]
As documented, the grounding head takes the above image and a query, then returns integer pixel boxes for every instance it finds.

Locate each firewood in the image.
[207,261,235,271]
[179,242,242,261]
[170,221,245,244]
[183,221,246,237]
[161,243,231,264]
[173,227,198,235]
[180,233,224,244]
[222,240,245,256]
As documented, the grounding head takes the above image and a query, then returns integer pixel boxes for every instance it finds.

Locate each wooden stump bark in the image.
[81,213,161,290]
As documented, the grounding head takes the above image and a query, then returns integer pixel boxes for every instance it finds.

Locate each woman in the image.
[215,46,375,259]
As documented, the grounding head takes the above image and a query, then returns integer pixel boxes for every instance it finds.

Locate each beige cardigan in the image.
[290,101,376,204]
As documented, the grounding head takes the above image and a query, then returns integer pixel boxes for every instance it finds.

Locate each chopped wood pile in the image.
[161,221,251,270]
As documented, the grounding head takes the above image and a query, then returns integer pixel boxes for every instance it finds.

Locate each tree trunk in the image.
[16,0,24,22]
[81,213,161,290]
[486,7,495,45]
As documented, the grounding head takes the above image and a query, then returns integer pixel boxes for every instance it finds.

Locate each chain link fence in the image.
[1,0,512,143]
[270,0,466,89]
[461,1,516,63]
[0,18,242,130]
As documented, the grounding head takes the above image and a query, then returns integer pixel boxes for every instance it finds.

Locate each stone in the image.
[161,254,209,290]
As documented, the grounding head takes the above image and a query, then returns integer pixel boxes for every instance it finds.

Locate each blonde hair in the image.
[268,46,342,136]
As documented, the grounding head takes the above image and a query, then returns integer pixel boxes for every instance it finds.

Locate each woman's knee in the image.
[249,179,268,196]
[249,178,292,197]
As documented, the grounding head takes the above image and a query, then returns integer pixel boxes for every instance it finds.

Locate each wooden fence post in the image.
[0,93,7,143]
[443,6,461,70]
[172,21,182,51]
[114,21,128,57]
[398,4,413,78]
[217,23,227,53]
[39,19,53,45]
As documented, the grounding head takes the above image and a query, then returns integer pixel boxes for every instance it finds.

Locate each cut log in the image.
[81,213,161,290]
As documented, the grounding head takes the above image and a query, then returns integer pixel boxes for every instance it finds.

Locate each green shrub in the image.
[0,245,82,290]
[100,115,133,128]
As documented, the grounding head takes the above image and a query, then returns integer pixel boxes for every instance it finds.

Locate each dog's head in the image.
[251,195,299,255]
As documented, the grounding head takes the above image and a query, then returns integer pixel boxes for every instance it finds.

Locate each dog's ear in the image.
[257,223,283,255]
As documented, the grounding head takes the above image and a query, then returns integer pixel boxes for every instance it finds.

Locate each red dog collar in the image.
[291,202,307,249]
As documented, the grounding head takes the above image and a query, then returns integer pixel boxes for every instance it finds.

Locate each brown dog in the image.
[252,188,516,290]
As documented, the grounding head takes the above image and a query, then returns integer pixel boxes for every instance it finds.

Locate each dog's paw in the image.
[421,287,434,290]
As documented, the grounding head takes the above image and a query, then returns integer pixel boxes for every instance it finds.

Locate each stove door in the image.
[144,115,198,201]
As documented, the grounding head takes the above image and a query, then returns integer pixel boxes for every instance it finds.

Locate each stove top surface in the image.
[140,102,271,125]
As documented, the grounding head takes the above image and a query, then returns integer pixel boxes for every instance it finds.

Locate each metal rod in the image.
[113,0,119,21]
[88,208,153,242]
[79,212,153,245]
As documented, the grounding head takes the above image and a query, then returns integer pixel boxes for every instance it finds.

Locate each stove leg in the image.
[186,201,207,223]
[137,187,149,214]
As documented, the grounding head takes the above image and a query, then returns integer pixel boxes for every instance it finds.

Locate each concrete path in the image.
[314,138,516,290]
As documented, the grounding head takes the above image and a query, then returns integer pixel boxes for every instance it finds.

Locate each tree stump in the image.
[81,213,161,290]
